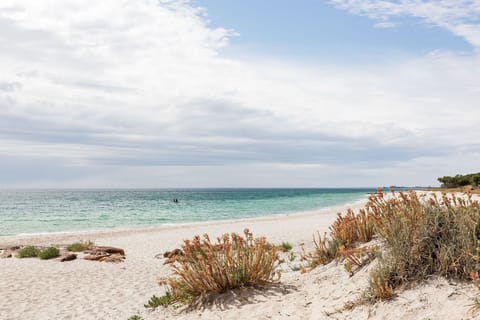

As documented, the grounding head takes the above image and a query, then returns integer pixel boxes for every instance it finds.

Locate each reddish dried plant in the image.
[160,229,280,305]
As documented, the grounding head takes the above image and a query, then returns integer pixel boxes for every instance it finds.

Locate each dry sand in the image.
[1,192,479,320]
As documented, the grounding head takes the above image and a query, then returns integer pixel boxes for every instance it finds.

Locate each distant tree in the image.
[438,176,455,188]
[437,172,480,188]
[472,174,480,187]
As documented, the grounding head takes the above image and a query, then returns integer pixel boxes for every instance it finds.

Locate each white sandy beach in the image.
[1,193,479,320]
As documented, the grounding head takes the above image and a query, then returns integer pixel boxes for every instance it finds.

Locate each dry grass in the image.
[307,189,480,304]
[157,229,280,306]
[303,232,341,270]
[367,191,480,300]
[306,201,377,270]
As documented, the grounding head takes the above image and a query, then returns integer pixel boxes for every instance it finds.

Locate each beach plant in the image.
[303,232,341,270]
[306,189,480,305]
[330,209,358,247]
[67,240,94,252]
[16,246,40,258]
[38,246,60,260]
[367,191,480,300]
[144,293,174,309]
[156,229,280,306]
[354,209,375,243]
[127,315,144,320]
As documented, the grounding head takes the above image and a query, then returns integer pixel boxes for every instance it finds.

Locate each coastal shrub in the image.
[67,240,94,252]
[304,232,341,270]
[144,293,174,309]
[354,209,375,243]
[306,189,480,304]
[16,246,40,258]
[157,229,280,306]
[38,247,60,260]
[306,204,376,270]
[330,210,358,247]
[329,207,375,248]
[368,191,480,300]
[127,315,144,320]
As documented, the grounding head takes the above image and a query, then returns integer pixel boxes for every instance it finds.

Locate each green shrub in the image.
[16,246,40,258]
[144,292,174,309]
[67,240,94,252]
[38,247,60,260]
[127,315,144,320]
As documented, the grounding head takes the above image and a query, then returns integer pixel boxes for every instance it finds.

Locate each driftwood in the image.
[83,246,126,263]
[85,246,125,256]
[84,253,110,261]
[59,253,77,262]
[0,246,21,258]
[98,253,125,263]
[0,250,13,258]
[0,245,20,251]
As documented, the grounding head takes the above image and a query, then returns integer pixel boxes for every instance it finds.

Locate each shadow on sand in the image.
[182,283,298,312]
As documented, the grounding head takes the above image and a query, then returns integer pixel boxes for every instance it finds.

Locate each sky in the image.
[0,0,479,188]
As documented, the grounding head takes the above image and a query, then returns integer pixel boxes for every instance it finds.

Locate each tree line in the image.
[437,172,480,188]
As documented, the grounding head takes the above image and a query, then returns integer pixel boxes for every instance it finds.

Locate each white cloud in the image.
[331,0,480,47]
[0,0,479,187]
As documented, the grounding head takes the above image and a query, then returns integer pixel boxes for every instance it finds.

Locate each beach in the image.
[1,193,479,320]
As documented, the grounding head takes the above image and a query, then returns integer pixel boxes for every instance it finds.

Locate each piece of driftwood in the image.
[83,245,126,263]
[98,253,125,263]
[84,253,110,261]
[85,246,125,256]
[0,250,13,258]
[59,253,77,262]
[0,245,20,251]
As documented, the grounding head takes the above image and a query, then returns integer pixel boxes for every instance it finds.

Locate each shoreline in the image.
[0,188,372,238]
[0,197,367,245]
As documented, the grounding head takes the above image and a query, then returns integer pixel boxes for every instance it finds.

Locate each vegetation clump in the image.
[437,172,480,188]
[153,229,280,307]
[67,240,94,252]
[16,246,40,258]
[38,247,60,260]
[367,191,480,300]
[306,189,480,303]
[144,292,174,309]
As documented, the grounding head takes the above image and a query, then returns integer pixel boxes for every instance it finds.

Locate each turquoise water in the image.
[0,188,372,236]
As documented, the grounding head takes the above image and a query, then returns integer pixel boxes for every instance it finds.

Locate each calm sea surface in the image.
[0,188,373,236]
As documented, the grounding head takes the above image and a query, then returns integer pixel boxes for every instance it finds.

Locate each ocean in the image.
[0,188,373,236]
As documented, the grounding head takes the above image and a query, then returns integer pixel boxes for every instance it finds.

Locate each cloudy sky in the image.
[1,0,479,188]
